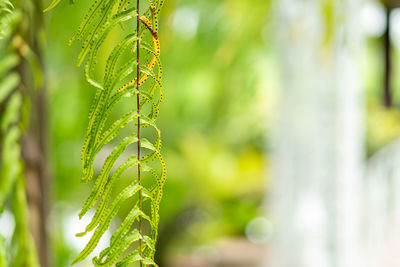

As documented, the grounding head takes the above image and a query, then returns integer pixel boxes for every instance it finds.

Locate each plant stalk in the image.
[136,0,143,266]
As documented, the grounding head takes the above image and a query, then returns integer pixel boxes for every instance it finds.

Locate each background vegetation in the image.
[1,0,400,266]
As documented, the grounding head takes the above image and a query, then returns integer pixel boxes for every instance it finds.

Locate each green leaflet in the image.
[70,0,107,45]
[43,0,62,12]
[0,54,18,76]
[0,72,19,105]
[46,0,166,265]
[0,0,14,38]
[115,250,158,267]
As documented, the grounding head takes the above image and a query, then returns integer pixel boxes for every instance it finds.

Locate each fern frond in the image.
[46,0,166,265]
[0,3,40,265]
[0,1,21,210]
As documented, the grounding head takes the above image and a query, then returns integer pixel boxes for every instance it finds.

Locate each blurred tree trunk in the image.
[15,0,49,266]
[270,0,364,267]
[22,74,49,267]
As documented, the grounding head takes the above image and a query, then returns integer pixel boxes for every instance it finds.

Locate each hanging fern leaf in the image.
[46,0,166,265]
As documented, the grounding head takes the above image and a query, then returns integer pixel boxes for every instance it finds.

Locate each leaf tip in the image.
[75,231,86,237]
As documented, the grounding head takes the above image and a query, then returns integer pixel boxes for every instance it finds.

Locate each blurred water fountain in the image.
[270,0,364,267]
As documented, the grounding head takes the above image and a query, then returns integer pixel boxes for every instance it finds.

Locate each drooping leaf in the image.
[46,0,166,265]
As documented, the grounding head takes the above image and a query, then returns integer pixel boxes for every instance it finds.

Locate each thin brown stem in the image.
[383,6,392,108]
[136,0,143,266]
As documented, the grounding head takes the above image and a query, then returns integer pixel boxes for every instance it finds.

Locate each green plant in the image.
[0,1,40,266]
[0,0,13,38]
[46,0,166,266]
